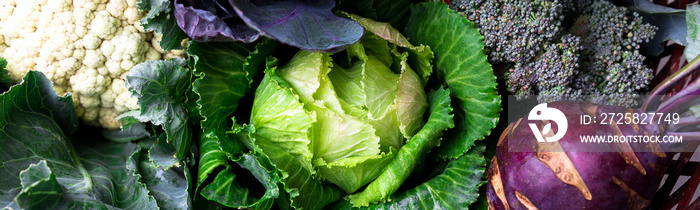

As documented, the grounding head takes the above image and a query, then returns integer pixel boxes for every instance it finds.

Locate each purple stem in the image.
[668,117,700,132]
[643,56,700,112]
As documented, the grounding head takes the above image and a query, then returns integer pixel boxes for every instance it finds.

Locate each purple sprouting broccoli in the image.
[452,0,657,107]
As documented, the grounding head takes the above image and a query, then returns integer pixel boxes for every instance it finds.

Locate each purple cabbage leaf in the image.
[174,0,364,52]
[174,0,262,42]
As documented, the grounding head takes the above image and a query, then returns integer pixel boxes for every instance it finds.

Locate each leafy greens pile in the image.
[0,1,501,209]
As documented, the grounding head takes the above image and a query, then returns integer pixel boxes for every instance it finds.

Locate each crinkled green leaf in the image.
[124,59,192,162]
[276,51,329,104]
[117,110,142,129]
[315,150,397,194]
[201,153,281,208]
[251,73,314,168]
[328,62,366,111]
[686,5,700,62]
[189,40,276,153]
[252,132,344,210]
[138,0,188,50]
[196,130,282,209]
[405,1,500,159]
[73,140,158,210]
[347,14,412,48]
[332,145,487,209]
[196,132,230,188]
[252,60,344,209]
[348,87,454,206]
[308,104,380,163]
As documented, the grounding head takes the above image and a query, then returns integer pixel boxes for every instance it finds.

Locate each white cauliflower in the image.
[0,0,185,129]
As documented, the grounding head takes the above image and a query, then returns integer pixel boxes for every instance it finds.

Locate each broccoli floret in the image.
[573,0,656,97]
[451,0,563,64]
[453,0,657,107]
[507,34,580,96]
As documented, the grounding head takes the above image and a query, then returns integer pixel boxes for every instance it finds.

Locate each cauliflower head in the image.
[0,0,185,129]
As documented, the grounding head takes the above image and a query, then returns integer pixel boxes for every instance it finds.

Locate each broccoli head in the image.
[453,0,657,107]
[452,0,563,64]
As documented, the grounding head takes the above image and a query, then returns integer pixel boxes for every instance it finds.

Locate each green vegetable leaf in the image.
[309,105,381,163]
[196,131,283,209]
[189,40,275,156]
[395,51,428,139]
[201,153,281,208]
[347,14,412,48]
[139,142,192,210]
[374,0,415,30]
[253,132,344,210]
[138,0,188,50]
[686,5,700,62]
[0,72,161,209]
[0,71,78,135]
[14,161,62,209]
[405,1,501,159]
[332,145,487,209]
[101,123,150,143]
[124,59,192,162]
[0,57,11,91]
[251,73,315,167]
[252,60,344,209]
[316,150,397,194]
[363,55,400,119]
[348,87,454,206]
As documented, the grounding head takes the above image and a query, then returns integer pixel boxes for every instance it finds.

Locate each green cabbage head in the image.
[250,34,432,194]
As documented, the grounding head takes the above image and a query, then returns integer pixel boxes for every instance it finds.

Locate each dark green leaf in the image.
[125,59,192,161]
[0,71,78,134]
[200,153,281,208]
[148,134,181,169]
[188,40,277,153]
[139,143,192,210]
[404,1,501,159]
[338,0,378,20]
[374,0,416,30]
[138,0,189,50]
[101,122,150,143]
[197,129,282,209]
[0,57,11,91]
[0,71,193,209]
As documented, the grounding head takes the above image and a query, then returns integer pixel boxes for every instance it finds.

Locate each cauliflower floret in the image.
[0,0,178,129]
[90,11,119,38]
